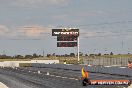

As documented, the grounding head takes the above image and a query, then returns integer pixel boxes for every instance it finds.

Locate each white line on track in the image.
[56,76,61,78]
[62,77,67,79]
[69,78,75,80]
[50,75,55,76]
[48,74,78,81]
[91,73,116,78]
[35,72,79,81]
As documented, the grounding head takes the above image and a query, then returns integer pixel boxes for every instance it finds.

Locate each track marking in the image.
[120,67,126,68]
[62,77,67,79]
[69,78,75,80]
[56,76,61,78]
[47,74,78,81]
[50,75,55,76]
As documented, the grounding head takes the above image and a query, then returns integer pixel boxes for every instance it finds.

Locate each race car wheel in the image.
[82,78,91,86]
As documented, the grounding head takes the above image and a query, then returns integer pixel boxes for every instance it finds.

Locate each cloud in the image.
[11,0,69,7]
[52,14,68,20]
[14,25,52,39]
[0,25,9,36]
[0,24,53,39]
[76,11,108,18]
[80,29,118,38]
[80,31,98,37]
[1,24,132,40]
[47,0,68,5]
[80,28,132,39]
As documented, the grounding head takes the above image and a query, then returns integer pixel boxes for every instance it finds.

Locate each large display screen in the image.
[57,35,78,41]
[52,29,79,36]
[52,29,79,47]
[57,42,77,47]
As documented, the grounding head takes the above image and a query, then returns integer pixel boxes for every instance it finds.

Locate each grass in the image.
[19,63,32,67]
[0,59,31,62]
[100,54,132,58]
[0,54,132,64]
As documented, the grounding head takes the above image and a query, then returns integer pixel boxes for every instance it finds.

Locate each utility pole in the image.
[43,49,44,57]
[122,41,123,48]
[121,40,124,54]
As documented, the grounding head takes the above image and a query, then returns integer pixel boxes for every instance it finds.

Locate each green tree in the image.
[70,53,75,57]
[110,52,113,55]
[33,53,38,58]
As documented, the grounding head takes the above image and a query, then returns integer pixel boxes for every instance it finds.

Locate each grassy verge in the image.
[0,59,31,62]
[0,54,132,64]
[19,63,32,67]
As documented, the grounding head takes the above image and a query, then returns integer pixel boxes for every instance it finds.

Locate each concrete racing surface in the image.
[0,66,132,88]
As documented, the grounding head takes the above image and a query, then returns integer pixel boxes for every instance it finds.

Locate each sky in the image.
[0,0,132,56]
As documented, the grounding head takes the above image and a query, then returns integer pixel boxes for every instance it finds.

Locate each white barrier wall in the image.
[0,62,4,67]
[3,61,30,67]
[0,60,59,67]
[31,60,59,64]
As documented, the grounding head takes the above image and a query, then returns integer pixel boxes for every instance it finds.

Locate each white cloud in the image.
[80,29,117,38]
[52,14,68,20]
[47,0,68,5]
[15,25,52,38]
[1,24,132,40]
[80,28,132,39]
[0,25,9,36]
[0,24,53,39]
[76,11,108,18]
[12,0,69,7]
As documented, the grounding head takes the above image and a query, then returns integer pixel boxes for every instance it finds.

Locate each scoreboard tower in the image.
[52,28,80,62]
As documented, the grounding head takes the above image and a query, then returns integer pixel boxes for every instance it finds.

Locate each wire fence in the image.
[83,57,132,66]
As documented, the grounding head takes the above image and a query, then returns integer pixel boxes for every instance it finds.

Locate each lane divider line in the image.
[50,75,55,76]
[24,69,79,81]
[69,78,76,80]
[75,79,78,80]
[56,76,61,78]
[62,77,67,79]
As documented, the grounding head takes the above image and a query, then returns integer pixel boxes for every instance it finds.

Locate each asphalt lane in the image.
[25,67,132,80]
[0,67,81,88]
[0,67,131,88]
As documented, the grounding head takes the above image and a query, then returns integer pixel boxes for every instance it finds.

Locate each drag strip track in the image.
[0,67,82,88]
[0,67,131,88]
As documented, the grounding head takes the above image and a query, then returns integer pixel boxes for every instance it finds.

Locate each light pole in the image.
[43,49,44,57]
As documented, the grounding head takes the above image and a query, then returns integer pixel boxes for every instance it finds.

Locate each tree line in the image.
[0,52,115,59]
[0,53,42,59]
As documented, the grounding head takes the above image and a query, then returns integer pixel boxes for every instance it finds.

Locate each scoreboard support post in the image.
[77,36,80,63]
